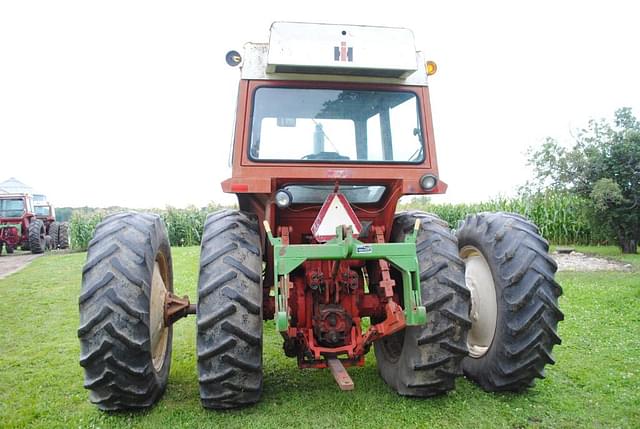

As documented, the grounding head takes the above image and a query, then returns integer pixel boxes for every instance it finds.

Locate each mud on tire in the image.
[78,212,174,410]
[456,212,563,392]
[375,211,471,397]
[197,209,263,409]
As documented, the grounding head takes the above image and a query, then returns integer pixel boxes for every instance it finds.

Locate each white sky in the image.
[1,1,639,208]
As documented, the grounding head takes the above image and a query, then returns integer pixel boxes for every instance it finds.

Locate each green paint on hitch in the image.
[276,311,288,332]
[264,221,427,332]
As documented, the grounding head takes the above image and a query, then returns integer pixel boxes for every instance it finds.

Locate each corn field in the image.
[68,193,607,250]
[69,204,227,250]
[400,192,604,245]
[69,212,104,251]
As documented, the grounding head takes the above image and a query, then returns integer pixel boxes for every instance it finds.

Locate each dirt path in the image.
[552,251,633,272]
[0,253,43,280]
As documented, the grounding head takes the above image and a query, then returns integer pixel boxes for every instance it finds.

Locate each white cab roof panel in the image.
[266,22,418,79]
[239,22,429,86]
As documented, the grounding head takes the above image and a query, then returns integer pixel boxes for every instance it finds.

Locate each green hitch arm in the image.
[264,221,289,332]
[402,219,426,325]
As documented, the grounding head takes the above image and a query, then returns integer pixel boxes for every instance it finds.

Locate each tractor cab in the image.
[0,194,31,219]
[33,194,56,223]
[223,22,444,226]
[34,204,53,218]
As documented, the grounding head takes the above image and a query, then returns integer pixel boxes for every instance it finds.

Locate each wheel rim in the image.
[460,245,497,358]
[149,260,169,372]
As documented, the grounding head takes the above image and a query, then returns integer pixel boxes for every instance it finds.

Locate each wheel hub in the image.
[460,245,497,358]
[149,261,169,372]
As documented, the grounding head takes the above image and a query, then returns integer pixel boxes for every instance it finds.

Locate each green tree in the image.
[528,108,640,253]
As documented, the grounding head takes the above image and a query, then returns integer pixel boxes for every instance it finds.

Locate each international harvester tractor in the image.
[0,193,68,255]
[78,22,563,410]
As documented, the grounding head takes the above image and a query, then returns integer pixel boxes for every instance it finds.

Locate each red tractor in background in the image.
[78,22,563,411]
[0,193,69,255]
[33,194,70,250]
[0,193,44,254]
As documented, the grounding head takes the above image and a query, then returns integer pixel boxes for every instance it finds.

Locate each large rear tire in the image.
[197,209,263,409]
[58,222,70,249]
[375,211,471,396]
[456,212,563,391]
[28,219,46,254]
[49,222,60,249]
[78,212,173,410]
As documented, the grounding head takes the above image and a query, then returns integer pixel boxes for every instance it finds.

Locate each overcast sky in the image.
[1,1,639,208]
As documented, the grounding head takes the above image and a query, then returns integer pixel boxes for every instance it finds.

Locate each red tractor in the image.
[0,193,46,254]
[33,196,70,250]
[0,193,69,255]
[78,22,563,411]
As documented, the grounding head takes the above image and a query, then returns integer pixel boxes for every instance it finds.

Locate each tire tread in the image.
[197,210,263,409]
[78,212,173,410]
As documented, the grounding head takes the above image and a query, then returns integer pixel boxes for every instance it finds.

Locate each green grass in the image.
[0,247,639,428]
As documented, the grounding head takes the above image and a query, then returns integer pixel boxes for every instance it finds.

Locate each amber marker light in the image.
[425,60,438,76]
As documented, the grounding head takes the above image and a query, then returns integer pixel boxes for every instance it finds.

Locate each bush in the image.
[526,108,640,253]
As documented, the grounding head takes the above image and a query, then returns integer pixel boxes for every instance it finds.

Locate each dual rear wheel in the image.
[78,210,263,411]
[48,221,70,250]
[376,211,563,396]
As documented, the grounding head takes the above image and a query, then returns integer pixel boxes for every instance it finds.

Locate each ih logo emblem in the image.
[334,41,353,62]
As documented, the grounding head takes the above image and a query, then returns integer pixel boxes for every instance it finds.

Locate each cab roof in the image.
[239,22,430,86]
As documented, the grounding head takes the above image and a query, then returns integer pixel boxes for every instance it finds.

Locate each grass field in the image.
[0,246,638,428]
